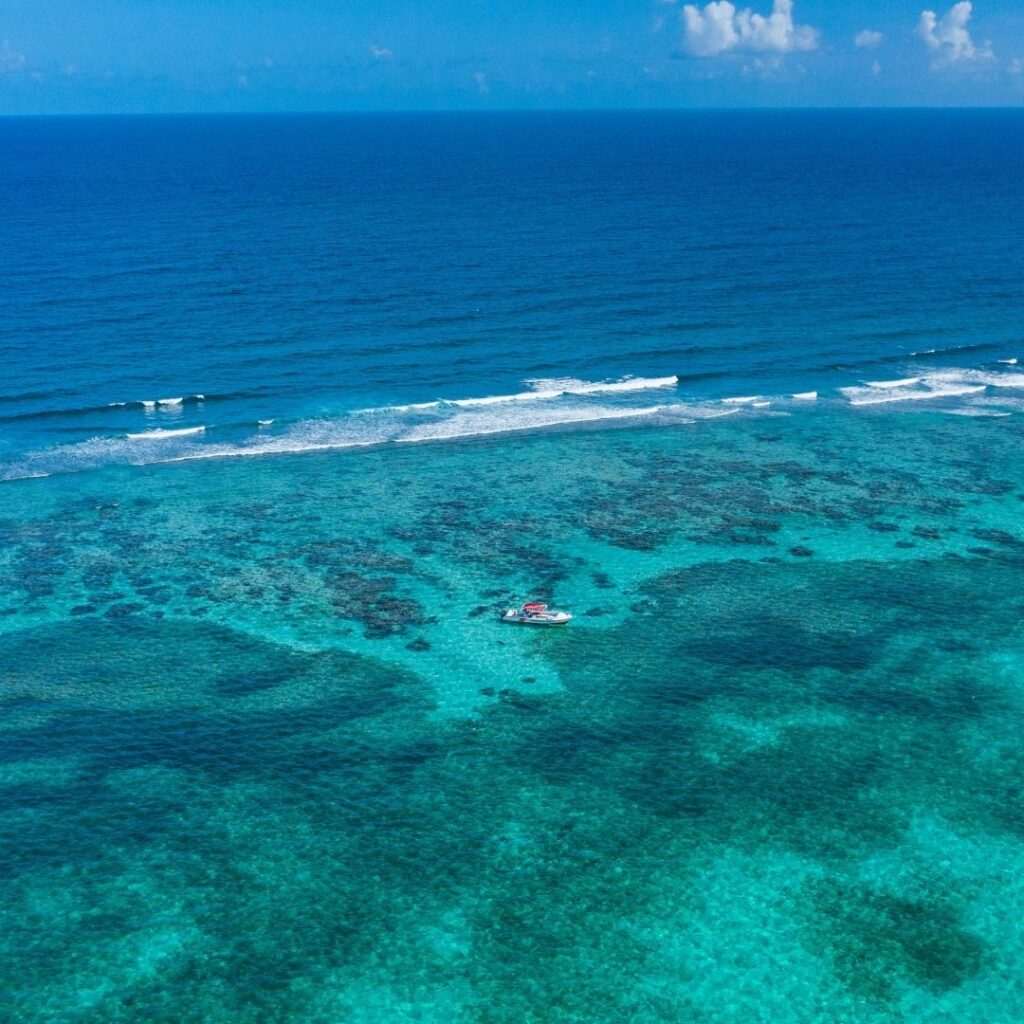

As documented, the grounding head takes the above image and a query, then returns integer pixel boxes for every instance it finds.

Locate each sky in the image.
[0,0,1022,114]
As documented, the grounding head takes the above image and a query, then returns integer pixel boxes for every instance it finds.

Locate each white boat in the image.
[500,602,573,626]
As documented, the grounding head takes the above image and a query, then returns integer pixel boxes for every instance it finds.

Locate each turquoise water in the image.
[5,398,1024,1022]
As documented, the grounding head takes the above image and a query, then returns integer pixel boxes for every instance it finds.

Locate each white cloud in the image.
[0,40,26,73]
[682,3,740,55]
[1009,57,1023,75]
[473,70,489,94]
[370,45,393,61]
[855,30,884,49]
[681,0,818,58]
[237,74,249,87]
[872,59,882,75]
[918,2,994,63]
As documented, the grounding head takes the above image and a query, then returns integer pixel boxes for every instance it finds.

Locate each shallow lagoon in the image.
[3,402,1024,1023]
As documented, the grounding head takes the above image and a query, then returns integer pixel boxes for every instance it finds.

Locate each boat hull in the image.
[500,611,573,626]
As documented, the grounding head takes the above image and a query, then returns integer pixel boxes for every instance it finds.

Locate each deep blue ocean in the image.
[2,110,1023,476]
[3,111,1024,1023]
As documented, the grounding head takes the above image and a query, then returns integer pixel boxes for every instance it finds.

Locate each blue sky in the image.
[1,1,1022,113]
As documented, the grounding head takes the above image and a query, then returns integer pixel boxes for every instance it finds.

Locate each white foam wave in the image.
[187,400,728,461]
[864,377,922,389]
[688,407,742,420]
[843,365,1024,408]
[792,391,818,401]
[122,393,206,410]
[1,434,183,481]
[524,375,679,396]
[258,419,274,427]
[964,396,1024,413]
[942,408,1011,418]
[164,416,403,464]
[396,403,678,444]
[385,375,678,413]
[842,383,986,407]
[926,368,1024,389]
[722,396,761,405]
[166,439,381,464]
[999,358,1018,365]
[126,426,206,440]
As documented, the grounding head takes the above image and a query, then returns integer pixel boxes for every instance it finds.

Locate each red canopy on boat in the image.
[522,602,547,612]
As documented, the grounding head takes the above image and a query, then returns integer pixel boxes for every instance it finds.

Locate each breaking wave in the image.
[840,366,1024,407]
[383,375,679,413]
[0,392,220,425]
[4,364,1024,483]
[125,426,206,440]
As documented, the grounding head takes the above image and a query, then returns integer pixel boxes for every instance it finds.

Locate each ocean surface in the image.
[2,110,1024,1023]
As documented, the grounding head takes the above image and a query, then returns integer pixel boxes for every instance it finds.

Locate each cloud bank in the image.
[681,0,818,57]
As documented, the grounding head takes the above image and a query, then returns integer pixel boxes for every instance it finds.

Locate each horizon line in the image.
[2,104,1023,120]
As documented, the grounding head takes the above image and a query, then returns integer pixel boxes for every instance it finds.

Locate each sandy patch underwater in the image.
[3,403,1024,1023]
